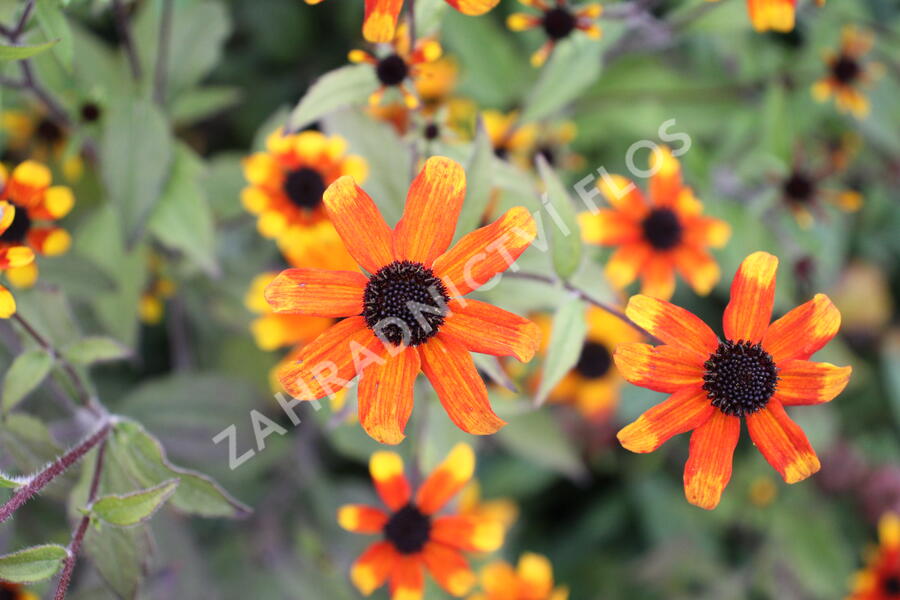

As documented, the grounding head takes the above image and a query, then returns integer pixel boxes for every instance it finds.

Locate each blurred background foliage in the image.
[0,0,897,598]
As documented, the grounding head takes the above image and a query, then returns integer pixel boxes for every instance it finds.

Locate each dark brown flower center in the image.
[424,122,440,140]
[575,341,612,379]
[384,503,431,554]
[0,582,21,600]
[703,340,779,417]
[363,260,449,346]
[80,102,102,123]
[884,575,900,596]
[543,7,577,40]
[0,208,31,244]
[783,171,816,203]
[36,117,63,143]
[641,207,683,250]
[831,54,861,84]
[283,167,326,210]
[376,54,409,86]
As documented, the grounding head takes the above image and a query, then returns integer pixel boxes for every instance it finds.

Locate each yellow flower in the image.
[812,26,884,118]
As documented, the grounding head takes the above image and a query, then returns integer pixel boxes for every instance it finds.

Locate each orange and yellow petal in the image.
[598,174,648,217]
[648,146,683,206]
[432,206,537,296]
[516,553,556,598]
[264,268,367,317]
[422,542,476,597]
[415,442,476,515]
[683,215,731,249]
[723,251,778,344]
[5,261,38,288]
[762,293,841,363]
[251,313,332,351]
[431,515,504,553]
[507,13,541,30]
[351,541,399,596]
[879,512,900,548]
[323,176,395,274]
[337,504,389,533]
[0,201,14,234]
[604,242,652,290]
[577,209,641,246]
[674,246,720,296]
[625,294,719,359]
[358,348,421,445]
[445,0,500,16]
[0,245,36,269]
[617,386,715,453]
[28,227,71,256]
[747,0,795,32]
[0,285,15,318]
[370,450,412,511]
[746,400,820,483]
[773,359,851,406]
[441,299,540,363]
[394,157,466,266]
[683,411,740,510]
[419,335,506,436]
[7,160,51,206]
[639,253,677,300]
[363,0,404,43]
[390,555,425,600]
[33,186,74,220]
[613,342,706,393]
[479,561,518,597]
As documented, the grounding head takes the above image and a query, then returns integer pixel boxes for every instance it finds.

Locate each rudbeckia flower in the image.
[458,481,518,534]
[265,156,540,443]
[415,57,460,115]
[812,26,884,118]
[306,0,499,44]
[242,129,367,242]
[349,25,443,109]
[615,251,852,509]
[507,0,602,67]
[467,553,568,600]
[848,513,900,599]
[338,444,504,599]
[578,146,731,300]
[779,163,861,228]
[0,200,25,318]
[138,254,176,325]
[0,582,38,600]
[246,272,333,353]
[0,160,74,289]
[1,107,84,181]
[483,110,538,164]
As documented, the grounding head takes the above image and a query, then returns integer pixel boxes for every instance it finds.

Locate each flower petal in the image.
[761,293,841,363]
[431,515,504,553]
[432,206,536,296]
[516,553,556,598]
[746,400,820,483]
[613,342,706,393]
[358,348,421,445]
[390,555,425,600]
[0,245,35,269]
[337,504,389,533]
[394,157,466,265]
[683,411,740,510]
[441,299,540,362]
[605,242,652,289]
[415,443,475,515]
[444,0,500,16]
[648,146,683,206]
[723,251,778,344]
[276,317,385,399]
[578,209,640,246]
[351,542,399,596]
[774,360,852,406]
[27,227,71,256]
[363,0,403,43]
[625,294,719,358]
[370,450,411,511]
[418,335,506,436]
[617,386,715,453]
[639,253,677,300]
[323,176,394,273]
[264,268,367,317]
[674,245,720,296]
[422,542,476,597]
[597,173,647,217]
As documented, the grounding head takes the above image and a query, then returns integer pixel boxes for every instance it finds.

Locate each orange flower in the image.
[812,26,884,118]
[0,160,73,289]
[241,129,367,243]
[507,0,602,67]
[2,107,84,181]
[0,582,38,600]
[265,156,540,443]
[467,553,568,600]
[614,251,852,509]
[138,253,176,325]
[779,165,861,228]
[848,513,900,599]
[338,444,504,600]
[578,146,730,300]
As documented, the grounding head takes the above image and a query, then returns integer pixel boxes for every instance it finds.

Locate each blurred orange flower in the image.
[0,582,38,600]
[848,513,900,599]
[813,26,884,118]
[467,552,568,600]
[507,0,602,67]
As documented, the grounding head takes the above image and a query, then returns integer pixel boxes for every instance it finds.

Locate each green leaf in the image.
[521,36,603,123]
[536,155,583,279]
[148,143,218,275]
[109,419,250,519]
[90,479,180,527]
[35,0,73,71]
[62,336,132,365]
[0,413,63,474]
[496,410,586,479]
[454,121,494,240]
[2,349,53,413]
[534,296,587,404]
[164,1,231,95]
[288,65,379,133]
[170,85,241,125]
[0,545,68,583]
[100,96,174,245]
[0,39,59,61]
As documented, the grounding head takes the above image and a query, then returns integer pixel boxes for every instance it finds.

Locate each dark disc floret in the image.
[283,167,326,210]
[783,171,816,204]
[542,6,577,40]
[423,122,440,141]
[35,118,63,144]
[703,340,779,417]
[376,54,409,86]
[831,54,861,84]
[575,341,612,379]
[884,575,900,597]
[0,208,31,244]
[641,207,683,250]
[363,260,449,346]
[80,102,102,123]
[384,503,432,554]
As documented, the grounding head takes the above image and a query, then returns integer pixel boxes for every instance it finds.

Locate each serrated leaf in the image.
[0,39,59,61]
[536,155,583,279]
[90,479,179,527]
[62,336,131,365]
[288,65,378,132]
[2,349,53,413]
[535,296,588,404]
[0,545,68,583]
[521,36,603,122]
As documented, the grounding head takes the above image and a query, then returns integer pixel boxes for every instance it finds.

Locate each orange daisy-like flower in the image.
[849,513,900,600]
[339,444,504,600]
[0,160,73,290]
[241,129,367,243]
[265,156,540,443]
[615,251,852,509]
[0,200,24,318]
[812,26,883,119]
[349,26,443,109]
[779,164,861,228]
[578,146,731,301]
[507,0,602,67]
[467,553,568,600]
